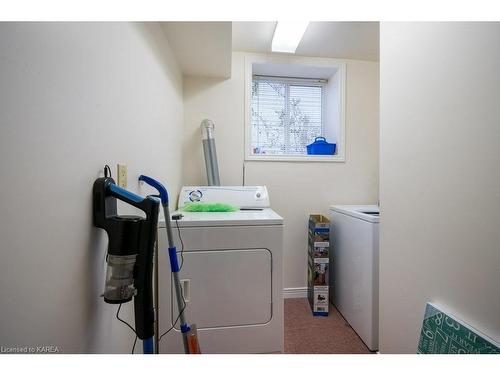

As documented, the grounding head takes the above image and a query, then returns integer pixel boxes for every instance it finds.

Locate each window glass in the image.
[251,77,324,156]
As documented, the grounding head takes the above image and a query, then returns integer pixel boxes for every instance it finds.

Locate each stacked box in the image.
[307,214,330,316]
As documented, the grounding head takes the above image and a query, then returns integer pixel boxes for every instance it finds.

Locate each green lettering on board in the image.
[417,303,500,354]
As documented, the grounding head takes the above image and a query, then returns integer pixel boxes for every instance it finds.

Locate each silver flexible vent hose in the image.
[201,119,221,186]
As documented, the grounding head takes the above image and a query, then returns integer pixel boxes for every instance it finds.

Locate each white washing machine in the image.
[329,205,379,351]
[158,186,284,354]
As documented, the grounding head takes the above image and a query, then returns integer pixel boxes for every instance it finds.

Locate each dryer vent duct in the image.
[201,119,220,186]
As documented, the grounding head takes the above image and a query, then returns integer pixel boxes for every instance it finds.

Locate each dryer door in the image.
[171,248,273,329]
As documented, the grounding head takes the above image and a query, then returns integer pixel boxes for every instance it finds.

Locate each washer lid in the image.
[330,204,380,223]
[159,208,283,227]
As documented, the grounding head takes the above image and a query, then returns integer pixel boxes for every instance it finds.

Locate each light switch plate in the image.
[117,164,127,188]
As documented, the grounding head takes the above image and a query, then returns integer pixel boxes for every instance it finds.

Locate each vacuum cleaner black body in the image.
[93,177,159,340]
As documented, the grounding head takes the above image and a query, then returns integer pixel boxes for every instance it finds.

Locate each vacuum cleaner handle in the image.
[108,182,146,204]
[139,175,169,206]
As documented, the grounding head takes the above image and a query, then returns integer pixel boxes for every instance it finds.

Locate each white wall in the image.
[183,52,379,291]
[324,70,341,144]
[0,22,183,353]
[379,22,500,353]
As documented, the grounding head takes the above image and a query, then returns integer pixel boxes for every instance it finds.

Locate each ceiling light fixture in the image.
[271,21,310,54]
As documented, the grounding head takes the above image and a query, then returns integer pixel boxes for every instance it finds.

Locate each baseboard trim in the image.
[283,287,308,299]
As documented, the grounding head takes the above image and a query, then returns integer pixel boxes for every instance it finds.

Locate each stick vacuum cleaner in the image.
[93,172,200,354]
[138,175,201,354]
[93,176,159,354]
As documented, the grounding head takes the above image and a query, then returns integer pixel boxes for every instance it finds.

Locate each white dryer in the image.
[329,205,379,351]
[158,186,283,354]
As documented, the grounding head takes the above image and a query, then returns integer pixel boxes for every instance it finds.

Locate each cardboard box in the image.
[308,228,330,244]
[309,214,330,231]
[311,245,329,258]
[309,237,329,258]
[308,286,329,316]
[308,256,329,286]
[307,214,331,316]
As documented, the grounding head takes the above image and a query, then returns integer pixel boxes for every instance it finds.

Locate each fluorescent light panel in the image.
[271,21,309,53]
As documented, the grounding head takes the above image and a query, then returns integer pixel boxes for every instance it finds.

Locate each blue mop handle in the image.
[143,337,154,354]
[137,174,169,355]
[138,174,191,353]
[139,175,168,206]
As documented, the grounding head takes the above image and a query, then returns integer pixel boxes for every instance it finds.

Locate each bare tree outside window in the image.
[251,77,323,156]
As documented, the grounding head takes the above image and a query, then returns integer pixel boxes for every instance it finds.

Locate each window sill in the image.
[245,154,346,163]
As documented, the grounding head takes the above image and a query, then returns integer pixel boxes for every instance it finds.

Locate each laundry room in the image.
[1,2,499,373]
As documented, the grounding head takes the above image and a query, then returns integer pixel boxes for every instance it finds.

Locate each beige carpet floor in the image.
[284,298,373,354]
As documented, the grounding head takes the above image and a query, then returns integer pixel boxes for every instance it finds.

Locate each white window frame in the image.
[244,54,346,162]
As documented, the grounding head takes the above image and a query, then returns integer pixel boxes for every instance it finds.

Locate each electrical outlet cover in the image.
[117,164,127,188]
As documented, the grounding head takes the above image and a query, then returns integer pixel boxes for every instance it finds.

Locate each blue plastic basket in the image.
[306,137,336,155]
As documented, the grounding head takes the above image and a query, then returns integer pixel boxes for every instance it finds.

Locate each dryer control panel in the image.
[178,186,270,209]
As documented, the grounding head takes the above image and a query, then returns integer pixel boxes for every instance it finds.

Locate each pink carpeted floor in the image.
[284,298,373,354]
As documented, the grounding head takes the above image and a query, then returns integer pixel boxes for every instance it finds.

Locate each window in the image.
[245,55,346,162]
[251,76,325,156]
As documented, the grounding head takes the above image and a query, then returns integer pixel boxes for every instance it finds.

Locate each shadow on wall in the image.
[135,23,183,95]
[83,168,111,353]
[83,226,106,353]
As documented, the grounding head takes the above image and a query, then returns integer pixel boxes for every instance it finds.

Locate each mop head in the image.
[182,202,239,212]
